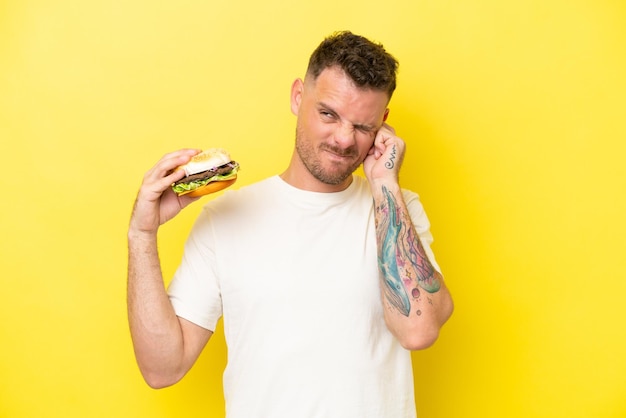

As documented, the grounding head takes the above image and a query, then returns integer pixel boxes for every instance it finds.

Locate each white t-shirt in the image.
[168,175,440,418]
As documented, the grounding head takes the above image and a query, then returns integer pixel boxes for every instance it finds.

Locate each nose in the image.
[333,122,356,148]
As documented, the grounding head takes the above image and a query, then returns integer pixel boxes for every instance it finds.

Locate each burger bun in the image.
[180,148,232,176]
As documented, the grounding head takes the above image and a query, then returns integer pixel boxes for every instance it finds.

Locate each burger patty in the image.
[174,161,239,185]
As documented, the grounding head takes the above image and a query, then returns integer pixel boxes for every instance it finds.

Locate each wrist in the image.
[369,177,401,196]
[128,225,158,243]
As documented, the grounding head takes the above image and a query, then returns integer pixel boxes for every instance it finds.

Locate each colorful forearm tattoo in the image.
[376,185,441,316]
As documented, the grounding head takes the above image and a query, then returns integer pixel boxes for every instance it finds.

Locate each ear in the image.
[290,78,304,116]
[383,108,390,122]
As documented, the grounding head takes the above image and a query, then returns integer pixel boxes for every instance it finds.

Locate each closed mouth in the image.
[321,145,356,160]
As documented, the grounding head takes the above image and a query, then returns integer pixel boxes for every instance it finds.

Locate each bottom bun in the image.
[180,177,237,197]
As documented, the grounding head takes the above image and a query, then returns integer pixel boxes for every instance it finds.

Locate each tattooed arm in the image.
[363,124,453,350]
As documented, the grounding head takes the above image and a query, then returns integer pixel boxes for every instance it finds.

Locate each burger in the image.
[172,148,240,197]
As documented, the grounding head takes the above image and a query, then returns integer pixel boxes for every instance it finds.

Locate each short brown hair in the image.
[306,31,398,98]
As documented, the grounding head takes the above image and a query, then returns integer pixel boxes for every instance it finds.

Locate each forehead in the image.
[305,67,389,123]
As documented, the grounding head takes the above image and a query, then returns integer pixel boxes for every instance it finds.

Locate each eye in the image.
[320,110,335,120]
[318,105,339,120]
[355,125,375,138]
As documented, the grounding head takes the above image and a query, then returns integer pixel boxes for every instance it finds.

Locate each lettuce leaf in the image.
[172,166,239,193]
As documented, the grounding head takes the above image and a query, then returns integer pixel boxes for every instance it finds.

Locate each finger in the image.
[145,149,200,183]
[373,127,392,158]
[157,149,200,174]
[177,193,202,209]
[140,149,201,199]
[381,122,396,135]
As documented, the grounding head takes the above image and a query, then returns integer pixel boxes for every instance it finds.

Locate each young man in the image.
[128,31,453,418]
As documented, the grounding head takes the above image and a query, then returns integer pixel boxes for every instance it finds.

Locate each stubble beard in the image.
[294,127,362,186]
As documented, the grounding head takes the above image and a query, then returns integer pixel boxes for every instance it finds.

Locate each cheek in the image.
[358,135,376,153]
[304,116,333,138]
[353,142,373,163]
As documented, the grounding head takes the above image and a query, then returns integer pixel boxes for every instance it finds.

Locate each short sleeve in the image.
[167,207,223,331]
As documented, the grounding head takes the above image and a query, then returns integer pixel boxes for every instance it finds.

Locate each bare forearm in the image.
[126,149,212,387]
[127,231,187,387]
[374,182,453,350]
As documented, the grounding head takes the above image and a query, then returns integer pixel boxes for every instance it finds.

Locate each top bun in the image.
[182,148,232,176]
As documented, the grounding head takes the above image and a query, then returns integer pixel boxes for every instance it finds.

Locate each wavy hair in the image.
[306,31,399,98]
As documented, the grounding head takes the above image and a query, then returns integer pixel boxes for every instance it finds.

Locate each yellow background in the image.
[1,0,625,417]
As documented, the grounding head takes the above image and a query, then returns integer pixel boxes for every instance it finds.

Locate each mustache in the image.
[320,143,358,158]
